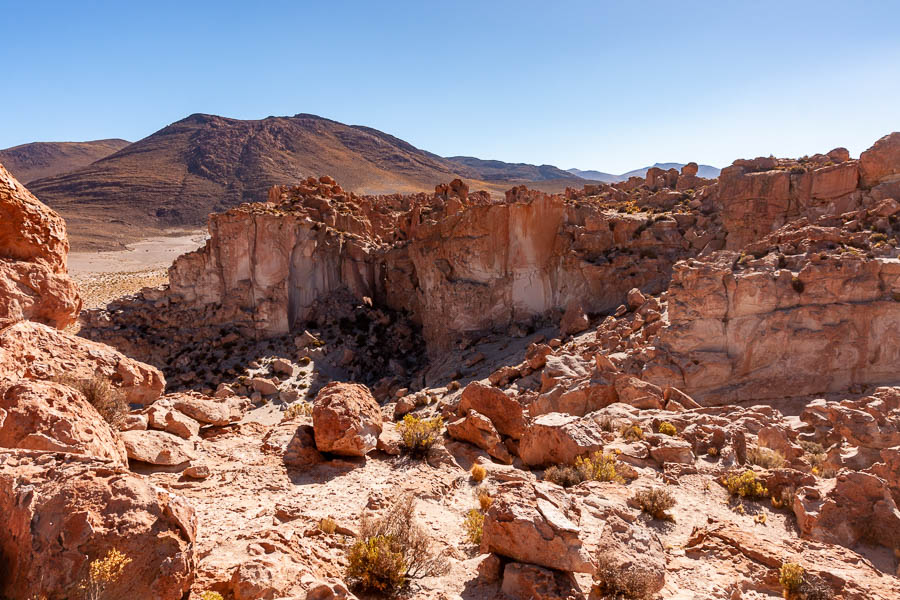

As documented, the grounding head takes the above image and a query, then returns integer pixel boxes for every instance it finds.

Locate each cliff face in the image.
[167,178,696,350]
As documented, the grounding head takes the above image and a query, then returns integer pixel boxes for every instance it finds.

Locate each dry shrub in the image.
[779,562,803,598]
[575,451,625,484]
[319,517,337,534]
[397,415,444,456]
[545,451,625,487]
[470,464,487,482]
[544,464,584,488]
[747,445,786,469]
[283,402,312,420]
[79,548,131,600]
[632,487,676,520]
[620,423,644,441]
[463,509,484,544]
[657,421,677,436]
[56,375,128,427]
[477,489,493,511]
[200,593,224,600]
[593,551,656,599]
[722,470,768,499]
[347,494,448,593]
[346,535,406,594]
[798,574,835,600]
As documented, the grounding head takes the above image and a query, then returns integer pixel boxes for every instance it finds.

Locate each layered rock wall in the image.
[167,177,696,349]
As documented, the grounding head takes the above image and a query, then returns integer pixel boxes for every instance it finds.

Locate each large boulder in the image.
[860,132,900,187]
[312,382,382,456]
[0,163,69,271]
[0,260,82,329]
[458,381,526,439]
[120,429,197,467]
[500,562,582,600]
[0,380,127,466]
[170,392,247,426]
[518,412,605,467]
[0,320,165,405]
[793,471,900,549]
[592,514,666,596]
[482,480,594,573]
[447,409,512,464]
[0,162,81,328]
[0,450,195,599]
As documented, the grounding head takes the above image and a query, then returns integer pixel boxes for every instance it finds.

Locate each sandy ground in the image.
[67,231,207,310]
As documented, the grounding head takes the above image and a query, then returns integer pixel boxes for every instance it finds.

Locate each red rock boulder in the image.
[0,380,127,466]
[312,382,382,456]
[0,450,195,599]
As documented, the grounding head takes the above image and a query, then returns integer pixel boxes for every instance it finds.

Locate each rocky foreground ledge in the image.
[1,134,900,599]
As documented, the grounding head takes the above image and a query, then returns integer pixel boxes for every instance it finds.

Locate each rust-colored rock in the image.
[482,480,594,573]
[312,382,382,456]
[0,450,195,599]
[860,132,900,187]
[0,320,165,405]
[0,380,127,466]
[0,162,81,328]
[458,380,526,439]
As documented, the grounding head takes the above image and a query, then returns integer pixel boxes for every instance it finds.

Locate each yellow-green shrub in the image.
[463,509,484,544]
[397,415,444,456]
[657,421,677,436]
[779,562,803,598]
[722,470,768,498]
[346,535,407,593]
[575,451,625,484]
[632,487,676,520]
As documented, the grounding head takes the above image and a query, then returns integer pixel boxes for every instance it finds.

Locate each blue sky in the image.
[2,0,899,173]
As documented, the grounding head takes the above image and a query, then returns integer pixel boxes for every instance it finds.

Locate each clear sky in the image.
[3,0,899,173]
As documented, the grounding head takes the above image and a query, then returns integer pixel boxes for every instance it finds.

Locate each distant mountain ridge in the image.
[0,139,130,184]
[3,113,719,251]
[568,162,720,183]
[446,156,575,182]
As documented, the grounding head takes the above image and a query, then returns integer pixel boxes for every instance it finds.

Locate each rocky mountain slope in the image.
[3,132,900,600]
[0,138,129,184]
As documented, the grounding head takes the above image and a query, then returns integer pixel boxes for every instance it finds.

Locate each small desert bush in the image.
[747,445,786,469]
[319,517,337,534]
[346,535,407,593]
[797,575,835,600]
[593,551,656,599]
[79,548,131,600]
[463,509,484,544]
[283,401,312,420]
[346,494,448,594]
[477,489,493,511]
[632,487,676,520]
[545,451,625,487]
[544,464,584,488]
[657,421,677,436]
[780,562,804,598]
[200,593,224,600]
[470,464,486,482]
[597,415,617,432]
[56,375,128,427]
[620,423,644,441]
[397,415,444,456]
[722,470,768,499]
[575,451,625,484]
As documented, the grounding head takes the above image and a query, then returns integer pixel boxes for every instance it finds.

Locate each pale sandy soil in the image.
[67,231,207,310]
